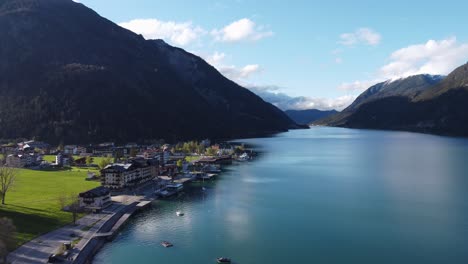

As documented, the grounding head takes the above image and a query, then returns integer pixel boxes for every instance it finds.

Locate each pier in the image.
[73,200,152,264]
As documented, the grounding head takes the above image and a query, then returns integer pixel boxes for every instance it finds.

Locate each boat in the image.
[237,152,250,162]
[192,172,217,181]
[161,241,173,247]
[216,257,231,263]
[201,164,222,173]
[176,211,184,216]
[158,183,184,198]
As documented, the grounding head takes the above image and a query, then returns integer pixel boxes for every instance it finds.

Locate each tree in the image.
[58,193,80,225]
[0,217,16,263]
[0,166,17,205]
[205,147,217,156]
[129,148,138,158]
[176,159,183,169]
[98,156,113,170]
[85,156,93,166]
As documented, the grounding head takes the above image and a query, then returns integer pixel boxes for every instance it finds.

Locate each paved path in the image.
[7,197,139,264]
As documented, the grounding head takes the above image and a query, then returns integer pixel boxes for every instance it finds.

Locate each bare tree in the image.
[0,217,16,263]
[0,166,17,205]
[58,193,81,225]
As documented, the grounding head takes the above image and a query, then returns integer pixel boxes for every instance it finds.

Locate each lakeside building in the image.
[101,158,159,189]
[78,186,112,211]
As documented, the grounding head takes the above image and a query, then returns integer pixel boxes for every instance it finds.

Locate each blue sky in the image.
[76,0,468,110]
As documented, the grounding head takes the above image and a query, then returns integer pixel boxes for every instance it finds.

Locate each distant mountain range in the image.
[0,0,301,144]
[284,109,338,125]
[316,63,468,137]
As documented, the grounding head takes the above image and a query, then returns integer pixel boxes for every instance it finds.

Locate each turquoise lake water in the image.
[94,127,468,264]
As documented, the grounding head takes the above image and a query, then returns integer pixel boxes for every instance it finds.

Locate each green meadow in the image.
[0,167,100,247]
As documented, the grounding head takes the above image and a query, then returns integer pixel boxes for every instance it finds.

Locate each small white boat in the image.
[217,257,231,263]
[176,211,184,216]
[161,241,173,247]
[237,152,250,162]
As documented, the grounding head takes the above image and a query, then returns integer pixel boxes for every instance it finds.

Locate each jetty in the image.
[73,200,152,264]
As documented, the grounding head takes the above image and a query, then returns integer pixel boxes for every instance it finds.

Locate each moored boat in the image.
[216,257,231,263]
[158,183,184,198]
[161,241,173,247]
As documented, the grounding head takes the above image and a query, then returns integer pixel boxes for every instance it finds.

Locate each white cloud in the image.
[249,86,356,111]
[119,19,205,46]
[340,28,381,46]
[379,37,468,79]
[337,37,468,93]
[204,52,261,82]
[338,79,382,92]
[211,18,273,43]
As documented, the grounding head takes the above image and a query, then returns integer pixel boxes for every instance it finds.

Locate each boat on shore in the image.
[176,211,184,216]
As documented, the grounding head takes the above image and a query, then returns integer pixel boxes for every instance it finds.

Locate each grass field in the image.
[0,168,100,247]
[42,155,108,165]
[185,156,202,162]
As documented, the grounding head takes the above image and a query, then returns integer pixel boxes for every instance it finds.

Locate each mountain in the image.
[316,74,444,126]
[317,64,468,137]
[284,109,338,125]
[0,0,300,144]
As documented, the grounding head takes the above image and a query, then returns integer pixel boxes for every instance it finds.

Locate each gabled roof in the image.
[102,163,134,172]
[79,186,110,198]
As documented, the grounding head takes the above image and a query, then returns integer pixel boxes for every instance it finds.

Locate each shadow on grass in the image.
[0,207,65,247]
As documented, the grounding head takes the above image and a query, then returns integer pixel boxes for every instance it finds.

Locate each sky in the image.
[75,0,468,110]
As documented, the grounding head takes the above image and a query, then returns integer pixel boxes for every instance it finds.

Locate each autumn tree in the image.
[0,166,17,205]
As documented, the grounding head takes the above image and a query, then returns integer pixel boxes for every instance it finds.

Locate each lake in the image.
[94,127,468,264]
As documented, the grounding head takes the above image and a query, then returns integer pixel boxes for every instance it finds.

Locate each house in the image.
[0,143,17,154]
[64,145,86,155]
[201,139,211,147]
[56,153,73,167]
[63,145,77,155]
[79,186,112,211]
[74,157,88,166]
[6,153,41,168]
[6,154,27,168]
[154,150,171,165]
[92,145,114,157]
[18,140,50,153]
[101,158,159,189]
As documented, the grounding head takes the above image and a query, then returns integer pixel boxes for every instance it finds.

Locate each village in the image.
[0,139,255,264]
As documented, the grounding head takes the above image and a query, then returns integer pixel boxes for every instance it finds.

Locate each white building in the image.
[6,153,41,168]
[101,159,159,189]
[78,186,112,211]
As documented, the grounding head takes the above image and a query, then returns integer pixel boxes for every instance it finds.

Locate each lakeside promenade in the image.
[7,182,159,264]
